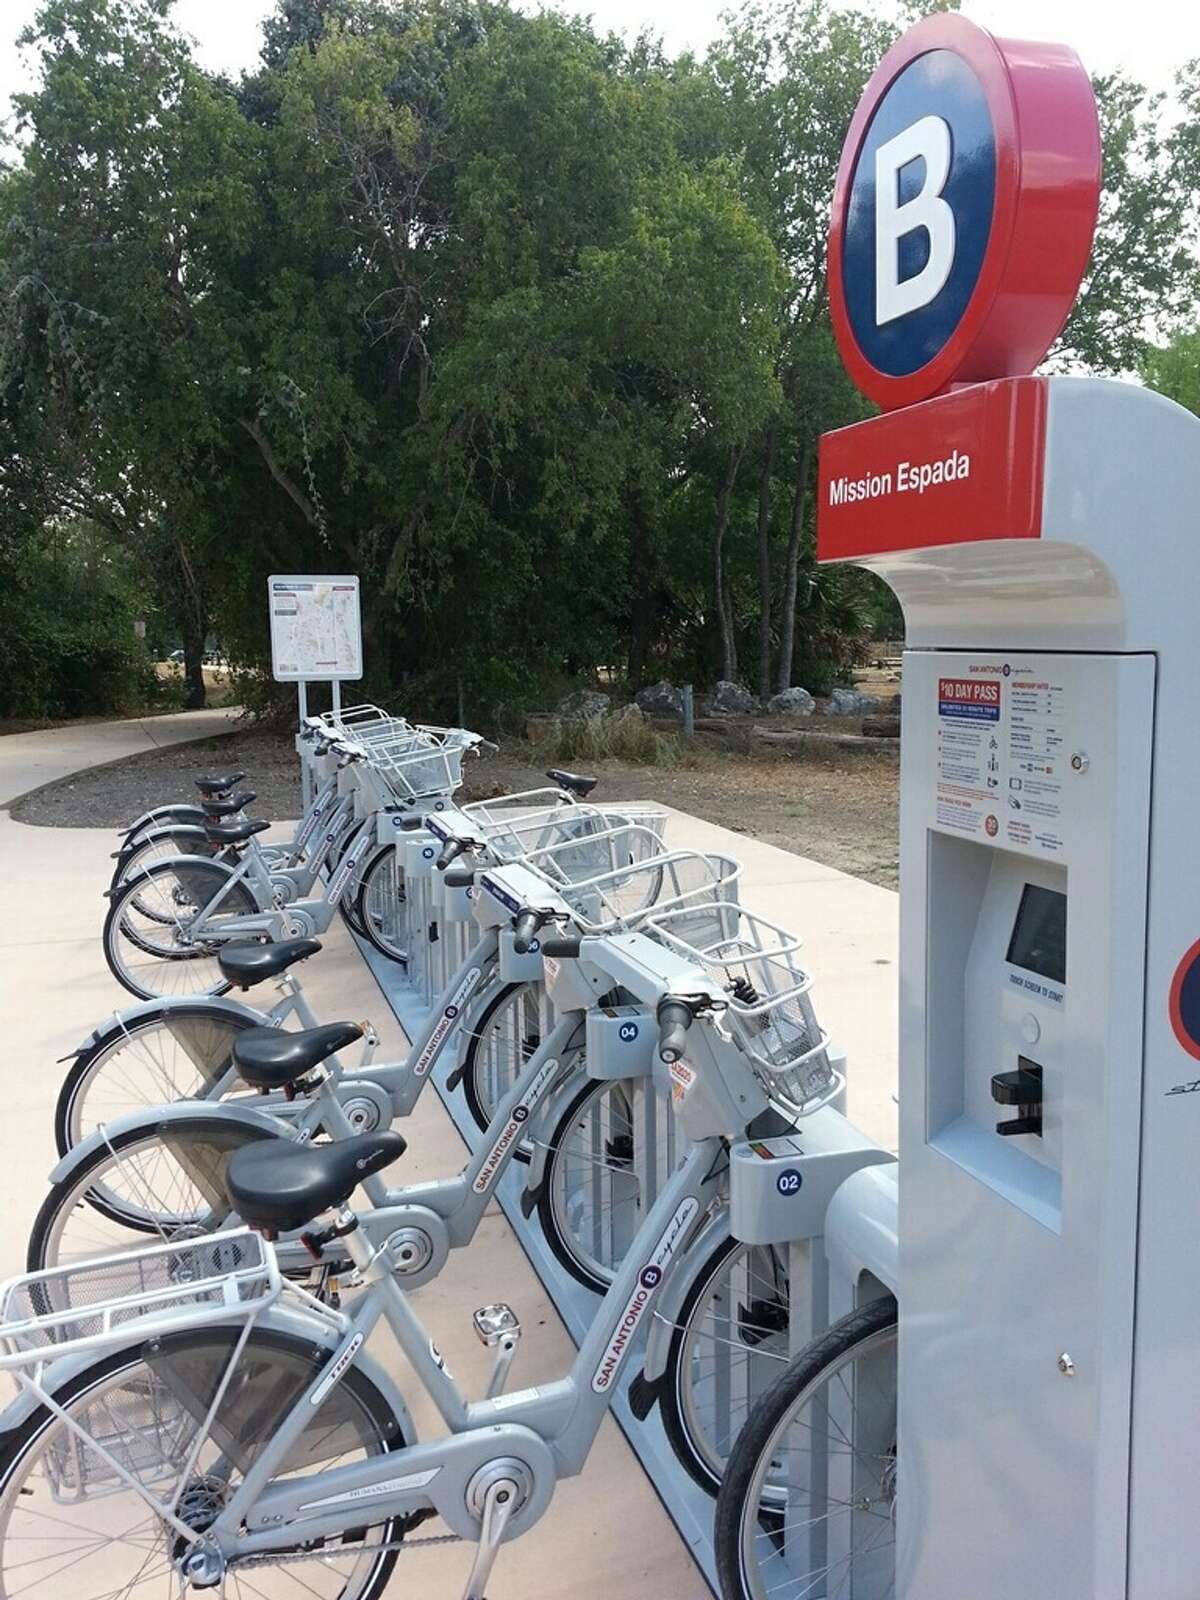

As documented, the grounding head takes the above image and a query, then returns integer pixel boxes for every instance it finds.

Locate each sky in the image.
[1,0,1198,111]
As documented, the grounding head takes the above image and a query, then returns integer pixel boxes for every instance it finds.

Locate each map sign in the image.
[268,575,362,682]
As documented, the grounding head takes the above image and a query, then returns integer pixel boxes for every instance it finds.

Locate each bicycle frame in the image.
[208,1133,723,1565]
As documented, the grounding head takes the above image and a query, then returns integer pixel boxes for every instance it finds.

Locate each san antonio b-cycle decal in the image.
[591,1196,700,1392]
[472,1058,560,1194]
[413,966,483,1077]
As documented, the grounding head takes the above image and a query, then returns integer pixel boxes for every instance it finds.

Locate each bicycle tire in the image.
[354,844,409,965]
[713,1295,898,1600]
[459,980,543,1159]
[660,1231,794,1497]
[0,1327,408,1600]
[536,1074,637,1293]
[102,857,258,1001]
[28,1115,282,1272]
[55,1005,265,1158]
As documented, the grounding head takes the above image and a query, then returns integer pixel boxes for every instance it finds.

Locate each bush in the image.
[549,708,686,768]
[0,526,158,719]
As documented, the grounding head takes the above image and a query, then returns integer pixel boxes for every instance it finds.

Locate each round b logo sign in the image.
[828,14,1100,411]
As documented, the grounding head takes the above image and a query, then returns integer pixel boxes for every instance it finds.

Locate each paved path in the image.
[0,720,899,1597]
[0,706,243,808]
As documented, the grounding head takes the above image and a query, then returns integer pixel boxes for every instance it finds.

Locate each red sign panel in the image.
[817,376,1047,563]
[827,14,1100,412]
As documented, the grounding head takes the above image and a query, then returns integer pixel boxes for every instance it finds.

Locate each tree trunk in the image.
[756,426,778,700]
[713,444,743,683]
[181,611,208,710]
[627,492,654,689]
[777,437,814,694]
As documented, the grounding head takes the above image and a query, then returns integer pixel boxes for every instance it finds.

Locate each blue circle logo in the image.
[639,1265,663,1290]
[619,1022,640,1043]
[776,1169,803,1197]
[513,1105,530,1123]
[841,50,995,378]
[423,846,435,860]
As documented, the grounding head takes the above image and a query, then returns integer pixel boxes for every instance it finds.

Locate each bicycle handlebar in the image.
[436,838,469,871]
[541,935,582,959]
[513,909,544,955]
[656,998,696,1065]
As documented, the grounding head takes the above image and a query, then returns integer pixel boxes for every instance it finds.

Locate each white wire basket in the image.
[0,1230,281,1371]
[646,904,841,1116]
[523,838,742,935]
[364,726,482,802]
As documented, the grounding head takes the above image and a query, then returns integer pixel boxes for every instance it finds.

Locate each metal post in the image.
[681,683,695,738]
[298,681,312,809]
[332,678,343,714]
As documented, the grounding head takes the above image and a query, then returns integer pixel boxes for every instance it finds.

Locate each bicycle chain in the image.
[229,1530,462,1570]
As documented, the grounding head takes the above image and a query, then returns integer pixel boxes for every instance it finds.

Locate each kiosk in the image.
[819,15,1200,1598]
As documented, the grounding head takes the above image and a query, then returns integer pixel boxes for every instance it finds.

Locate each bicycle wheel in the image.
[537,1076,642,1293]
[460,981,544,1154]
[103,858,258,1001]
[28,1117,279,1272]
[714,1297,898,1600]
[354,845,408,965]
[660,1233,795,1496]
[55,1006,265,1157]
[0,1326,409,1600]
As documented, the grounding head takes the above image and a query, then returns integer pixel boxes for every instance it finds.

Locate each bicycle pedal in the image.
[473,1303,521,1346]
[474,1304,522,1400]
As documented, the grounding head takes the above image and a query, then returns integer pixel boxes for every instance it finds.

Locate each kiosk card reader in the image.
[818,13,1200,1599]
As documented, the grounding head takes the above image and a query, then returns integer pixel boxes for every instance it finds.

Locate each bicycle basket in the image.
[485,809,669,871]
[525,843,741,935]
[0,1230,279,1370]
[647,905,840,1115]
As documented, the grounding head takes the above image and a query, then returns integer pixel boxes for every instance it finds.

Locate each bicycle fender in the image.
[0,1302,418,1447]
[636,1204,732,1391]
[47,1100,286,1185]
[515,1070,584,1221]
[65,993,269,1059]
[102,851,241,898]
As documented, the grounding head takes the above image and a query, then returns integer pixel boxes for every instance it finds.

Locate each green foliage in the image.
[0,521,157,718]
[1,0,1197,727]
[1142,328,1200,415]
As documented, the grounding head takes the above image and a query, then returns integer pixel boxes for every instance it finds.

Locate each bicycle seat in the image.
[233,1021,363,1090]
[201,791,257,818]
[195,771,247,796]
[546,767,598,798]
[203,817,271,845]
[218,938,322,989]
[226,1131,406,1232]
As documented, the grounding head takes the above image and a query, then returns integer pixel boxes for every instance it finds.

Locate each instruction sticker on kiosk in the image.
[934,660,1068,858]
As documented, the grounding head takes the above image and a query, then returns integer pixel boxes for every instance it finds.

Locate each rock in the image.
[820,687,884,717]
[557,689,611,720]
[635,680,683,718]
[768,687,816,718]
[704,680,757,716]
[610,702,644,726]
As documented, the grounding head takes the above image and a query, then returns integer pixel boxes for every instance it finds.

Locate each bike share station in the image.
[809,12,1200,1599]
[282,15,1200,1595]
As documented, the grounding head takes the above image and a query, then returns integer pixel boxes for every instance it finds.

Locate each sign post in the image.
[268,575,363,806]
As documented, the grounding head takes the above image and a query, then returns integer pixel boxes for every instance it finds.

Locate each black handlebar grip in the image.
[656,998,695,1065]
[437,838,468,871]
[443,868,475,889]
[512,910,542,956]
[399,815,424,831]
[541,936,582,959]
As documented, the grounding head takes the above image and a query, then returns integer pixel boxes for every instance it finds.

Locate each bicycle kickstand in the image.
[461,1475,520,1600]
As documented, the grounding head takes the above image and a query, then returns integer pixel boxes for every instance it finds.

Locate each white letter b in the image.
[874,115,955,327]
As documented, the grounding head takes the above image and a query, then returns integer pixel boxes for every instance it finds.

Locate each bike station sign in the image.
[826,13,1100,412]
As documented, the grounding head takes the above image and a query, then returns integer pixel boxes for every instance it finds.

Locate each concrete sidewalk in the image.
[0,706,243,808]
[0,723,899,1597]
